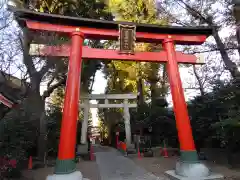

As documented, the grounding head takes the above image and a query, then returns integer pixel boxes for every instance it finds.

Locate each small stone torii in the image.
[79,93,137,150]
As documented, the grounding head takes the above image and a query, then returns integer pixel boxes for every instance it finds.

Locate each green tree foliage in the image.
[106,0,168,100]
[98,0,174,144]
[189,81,240,148]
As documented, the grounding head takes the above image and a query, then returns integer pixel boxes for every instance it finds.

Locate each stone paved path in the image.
[94,145,168,180]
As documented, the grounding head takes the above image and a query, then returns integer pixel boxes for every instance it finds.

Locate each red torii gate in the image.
[9,7,222,180]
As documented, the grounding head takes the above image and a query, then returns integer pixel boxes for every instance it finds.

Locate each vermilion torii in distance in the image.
[9,6,222,180]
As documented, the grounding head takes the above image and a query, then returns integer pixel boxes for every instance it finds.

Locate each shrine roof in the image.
[10,7,213,36]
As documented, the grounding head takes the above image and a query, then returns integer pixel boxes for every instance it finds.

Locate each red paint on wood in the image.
[33,45,199,64]
[0,157,17,169]
[0,93,14,108]
[28,156,32,170]
[58,31,84,160]
[163,38,196,151]
[116,135,119,149]
[26,21,207,45]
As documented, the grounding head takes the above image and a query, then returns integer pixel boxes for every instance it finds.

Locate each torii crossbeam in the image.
[9,5,223,180]
[30,45,203,64]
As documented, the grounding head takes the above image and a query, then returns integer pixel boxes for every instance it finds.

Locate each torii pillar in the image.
[163,37,203,176]
[163,37,222,179]
[47,29,84,180]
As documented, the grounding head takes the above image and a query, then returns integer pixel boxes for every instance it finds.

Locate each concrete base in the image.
[77,144,89,154]
[46,171,83,180]
[165,161,224,180]
[175,161,210,177]
[126,144,136,154]
[165,170,224,180]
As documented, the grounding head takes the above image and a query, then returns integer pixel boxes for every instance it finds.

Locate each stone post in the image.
[123,99,131,147]
[81,100,89,144]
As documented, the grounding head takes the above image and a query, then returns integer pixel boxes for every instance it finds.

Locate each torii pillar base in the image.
[46,171,90,180]
[46,171,83,180]
[165,161,224,180]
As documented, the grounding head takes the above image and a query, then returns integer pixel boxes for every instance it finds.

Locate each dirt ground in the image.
[129,156,240,180]
[21,160,100,180]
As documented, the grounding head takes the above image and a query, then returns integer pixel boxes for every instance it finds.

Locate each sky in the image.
[88,71,107,127]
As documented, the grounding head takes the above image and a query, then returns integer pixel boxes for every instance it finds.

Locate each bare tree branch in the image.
[20,29,38,78]
[157,4,190,26]
[38,59,55,78]
[174,0,211,24]
[42,78,66,100]
[47,76,55,88]
[189,46,240,54]
[193,65,205,95]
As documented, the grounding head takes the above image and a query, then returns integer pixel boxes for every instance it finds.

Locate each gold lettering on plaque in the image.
[119,24,136,54]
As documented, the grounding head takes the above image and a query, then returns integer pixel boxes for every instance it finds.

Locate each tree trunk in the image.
[236,24,240,58]
[160,64,168,97]
[212,27,240,80]
[22,26,48,161]
[107,124,112,145]
[150,81,157,105]
[227,131,235,168]
[148,63,161,104]
[193,65,205,96]
[137,77,144,105]
[38,110,47,161]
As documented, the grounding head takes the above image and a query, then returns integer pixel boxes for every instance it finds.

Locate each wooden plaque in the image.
[119,24,136,54]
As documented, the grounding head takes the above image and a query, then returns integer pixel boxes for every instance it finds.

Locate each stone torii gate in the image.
[79,93,137,151]
[8,4,223,180]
